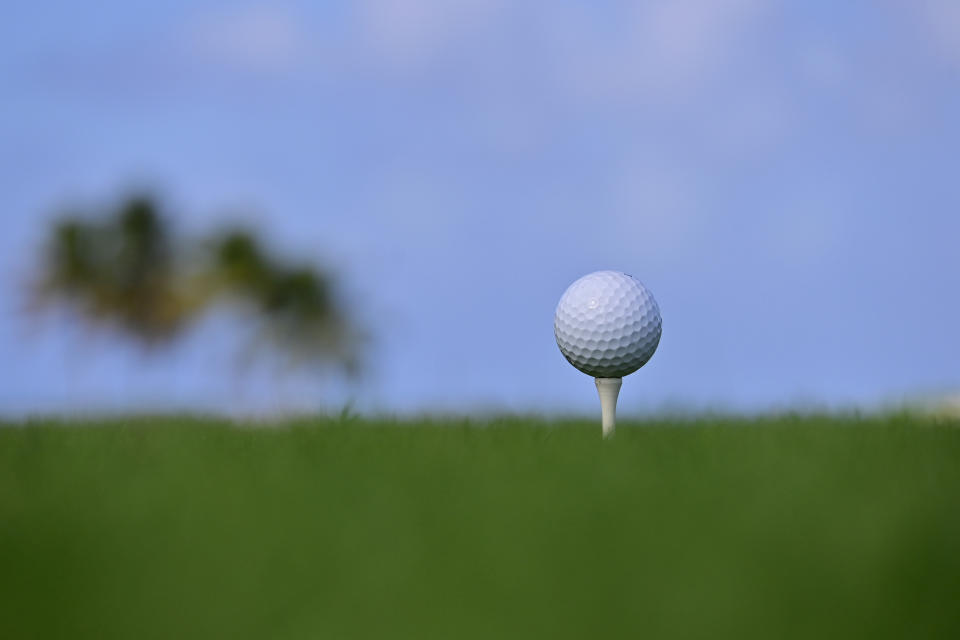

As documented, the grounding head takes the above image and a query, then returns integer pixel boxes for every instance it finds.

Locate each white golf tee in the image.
[595,377,622,438]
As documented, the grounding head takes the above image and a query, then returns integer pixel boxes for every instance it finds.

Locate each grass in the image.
[1,414,959,639]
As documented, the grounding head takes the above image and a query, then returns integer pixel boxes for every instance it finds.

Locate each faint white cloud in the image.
[354,0,506,68]
[641,0,765,79]
[348,0,769,102]
[550,0,769,101]
[915,0,960,67]
[186,5,310,73]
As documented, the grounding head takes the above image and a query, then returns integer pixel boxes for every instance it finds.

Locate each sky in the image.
[2,1,959,415]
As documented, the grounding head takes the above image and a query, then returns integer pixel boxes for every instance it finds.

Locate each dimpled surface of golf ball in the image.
[554,270,662,378]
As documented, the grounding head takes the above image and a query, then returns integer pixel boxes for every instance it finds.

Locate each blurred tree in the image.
[33,196,195,342]
[208,230,364,375]
[32,194,365,375]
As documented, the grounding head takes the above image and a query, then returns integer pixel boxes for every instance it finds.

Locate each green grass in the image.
[1,414,959,639]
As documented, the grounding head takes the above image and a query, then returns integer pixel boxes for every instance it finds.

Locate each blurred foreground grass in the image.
[1,415,959,639]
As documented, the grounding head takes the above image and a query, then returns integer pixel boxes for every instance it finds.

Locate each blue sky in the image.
[2,1,959,415]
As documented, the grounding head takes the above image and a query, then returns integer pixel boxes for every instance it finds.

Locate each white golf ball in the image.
[554,270,662,378]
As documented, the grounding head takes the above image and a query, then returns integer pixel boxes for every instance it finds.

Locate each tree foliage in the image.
[32,194,364,375]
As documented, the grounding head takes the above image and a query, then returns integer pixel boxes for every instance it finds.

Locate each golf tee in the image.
[595,377,622,438]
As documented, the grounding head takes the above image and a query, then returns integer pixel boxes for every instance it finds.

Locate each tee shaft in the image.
[595,377,622,438]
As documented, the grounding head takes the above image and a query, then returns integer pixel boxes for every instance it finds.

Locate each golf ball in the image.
[554,270,662,378]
